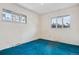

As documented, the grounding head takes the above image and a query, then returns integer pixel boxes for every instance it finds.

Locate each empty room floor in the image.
[0,39,79,55]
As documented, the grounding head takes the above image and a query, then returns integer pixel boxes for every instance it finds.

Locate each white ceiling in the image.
[18,3,78,14]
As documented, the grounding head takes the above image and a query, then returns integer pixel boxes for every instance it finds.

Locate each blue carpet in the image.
[0,39,79,55]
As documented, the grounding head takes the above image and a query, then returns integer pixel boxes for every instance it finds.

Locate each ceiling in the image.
[18,3,78,15]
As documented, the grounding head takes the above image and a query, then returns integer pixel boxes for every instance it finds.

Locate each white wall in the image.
[40,5,79,45]
[0,3,39,50]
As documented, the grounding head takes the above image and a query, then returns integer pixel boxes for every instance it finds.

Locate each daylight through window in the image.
[51,15,71,28]
[2,9,27,24]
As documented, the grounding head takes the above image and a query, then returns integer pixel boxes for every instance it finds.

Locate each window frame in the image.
[51,15,71,28]
[2,9,27,24]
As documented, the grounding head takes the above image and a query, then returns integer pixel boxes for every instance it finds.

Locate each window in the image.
[2,9,13,22]
[51,17,57,28]
[14,14,20,22]
[57,17,62,28]
[2,9,27,24]
[63,16,71,28]
[51,15,71,28]
[20,15,26,23]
